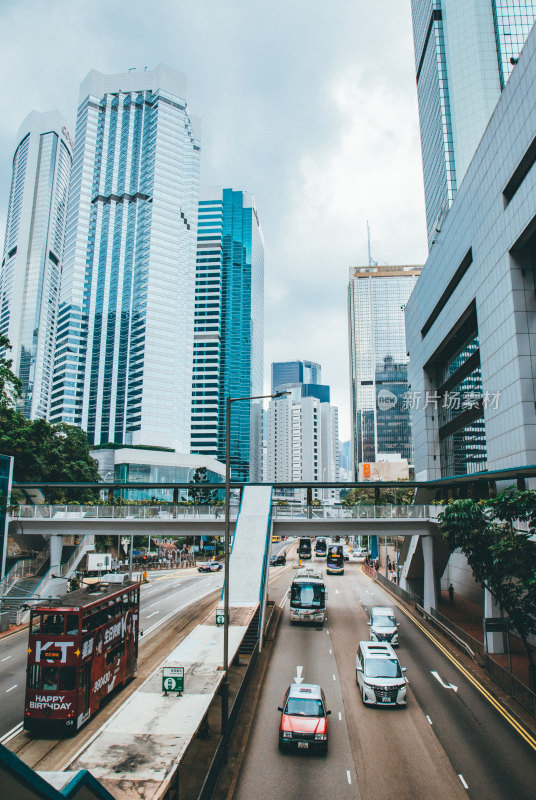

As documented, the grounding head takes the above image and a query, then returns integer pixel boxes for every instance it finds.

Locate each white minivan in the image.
[369,605,399,646]
[355,641,407,706]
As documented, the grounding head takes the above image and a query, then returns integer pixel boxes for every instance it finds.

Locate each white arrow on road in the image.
[431,670,458,692]
[294,665,304,684]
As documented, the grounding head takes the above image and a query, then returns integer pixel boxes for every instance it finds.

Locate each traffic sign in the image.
[162,666,184,694]
[216,608,226,626]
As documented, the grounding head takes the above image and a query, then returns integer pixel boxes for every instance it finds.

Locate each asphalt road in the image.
[0,568,223,738]
[235,557,536,800]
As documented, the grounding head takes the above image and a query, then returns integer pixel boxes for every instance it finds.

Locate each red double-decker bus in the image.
[24,580,140,734]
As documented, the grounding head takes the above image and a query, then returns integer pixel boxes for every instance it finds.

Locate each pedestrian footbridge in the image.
[10,501,440,537]
[6,496,443,613]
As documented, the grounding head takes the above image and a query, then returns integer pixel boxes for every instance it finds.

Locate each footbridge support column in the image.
[49,534,63,573]
[422,535,437,614]
[484,588,507,654]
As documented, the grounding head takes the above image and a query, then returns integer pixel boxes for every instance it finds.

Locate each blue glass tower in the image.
[191,188,264,480]
[411,1,536,247]
[50,66,200,451]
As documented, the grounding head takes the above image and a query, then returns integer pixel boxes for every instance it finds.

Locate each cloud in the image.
[0,0,427,441]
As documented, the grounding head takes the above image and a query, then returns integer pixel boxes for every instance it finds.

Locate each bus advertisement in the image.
[24,580,140,734]
[298,537,312,560]
[290,567,326,624]
[326,544,344,575]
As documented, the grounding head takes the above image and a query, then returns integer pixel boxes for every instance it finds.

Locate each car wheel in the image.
[278,740,285,753]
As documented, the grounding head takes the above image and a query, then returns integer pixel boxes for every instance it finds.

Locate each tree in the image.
[189,467,218,505]
[438,488,536,687]
[0,333,22,410]
[0,410,100,503]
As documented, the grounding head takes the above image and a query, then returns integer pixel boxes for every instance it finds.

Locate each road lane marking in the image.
[144,599,163,610]
[1,656,12,661]
[6,685,17,693]
[146,611,159,619]
[426,715,433,725]
[363,576,536,752]
[458,774,468,789]
[346,770,351,784]
[278,589,289,609]
[431,671,458,692]
[329,649,332,655]
[140,582,221,637]
[338,712,342,720]
[294,666,304,684]
[0,722,23,744]
[332,673,336,681]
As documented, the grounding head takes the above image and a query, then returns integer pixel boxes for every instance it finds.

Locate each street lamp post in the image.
[221,390,288,761]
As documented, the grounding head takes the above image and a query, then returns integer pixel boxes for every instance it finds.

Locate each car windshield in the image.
[285,697,324,717]
[372,616,396,628]
[290,583,324,608]
[365,657,402,679]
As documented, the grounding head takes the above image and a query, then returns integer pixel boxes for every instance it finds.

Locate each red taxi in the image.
[278,683,330,754]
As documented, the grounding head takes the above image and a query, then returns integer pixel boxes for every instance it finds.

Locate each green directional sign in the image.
[162,666,184,694]
[216,609,225,626]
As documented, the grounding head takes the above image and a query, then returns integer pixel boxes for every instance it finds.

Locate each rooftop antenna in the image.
[367,221,378,267]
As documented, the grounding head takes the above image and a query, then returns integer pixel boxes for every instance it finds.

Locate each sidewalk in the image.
[0,622,27,640]
[436,590,535,690]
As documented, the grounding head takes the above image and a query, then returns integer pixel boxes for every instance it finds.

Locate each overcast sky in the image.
[0,0,428,440]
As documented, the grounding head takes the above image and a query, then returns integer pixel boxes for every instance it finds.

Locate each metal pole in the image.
[128,533,133,581]
[385,536,388,578]
[222,395,231,761]
[0,456,14,582]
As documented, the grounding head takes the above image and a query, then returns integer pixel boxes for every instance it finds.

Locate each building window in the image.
[426,303,487,477]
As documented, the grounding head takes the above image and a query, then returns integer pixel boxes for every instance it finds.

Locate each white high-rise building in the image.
[267,387,339,502]
[0,111,73,419]
[49,66,200,450]
[411,0,536,247]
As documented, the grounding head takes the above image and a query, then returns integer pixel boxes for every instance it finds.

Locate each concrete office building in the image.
[266,386,339,502]
[405,18,536,633]
[0,111,73,419]
[190,187,264,481]
[406,17,536,480]
[50,66,200,452]
[411,0,536,247]
[348,265,421,478]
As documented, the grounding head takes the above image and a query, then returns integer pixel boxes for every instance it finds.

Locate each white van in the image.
[369,605,399,647]
[355,641,407,706]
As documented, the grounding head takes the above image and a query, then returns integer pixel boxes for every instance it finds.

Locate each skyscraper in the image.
[0,111,73,419]
[50,66,200,451]
[411,0,536,247]
[266,387,339,500]
[348,265,422,475]
[190,187,264,480]
[271,360,321,392]
[271,359,330,402]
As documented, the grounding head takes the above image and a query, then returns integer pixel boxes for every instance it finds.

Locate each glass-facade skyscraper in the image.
[271,359,330,402]
[190,188,264,481]
[348,265,422,475]
[271,360,321,393]
[411,0,536,247]
[0,111,73,420]
[49,66,200,451]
